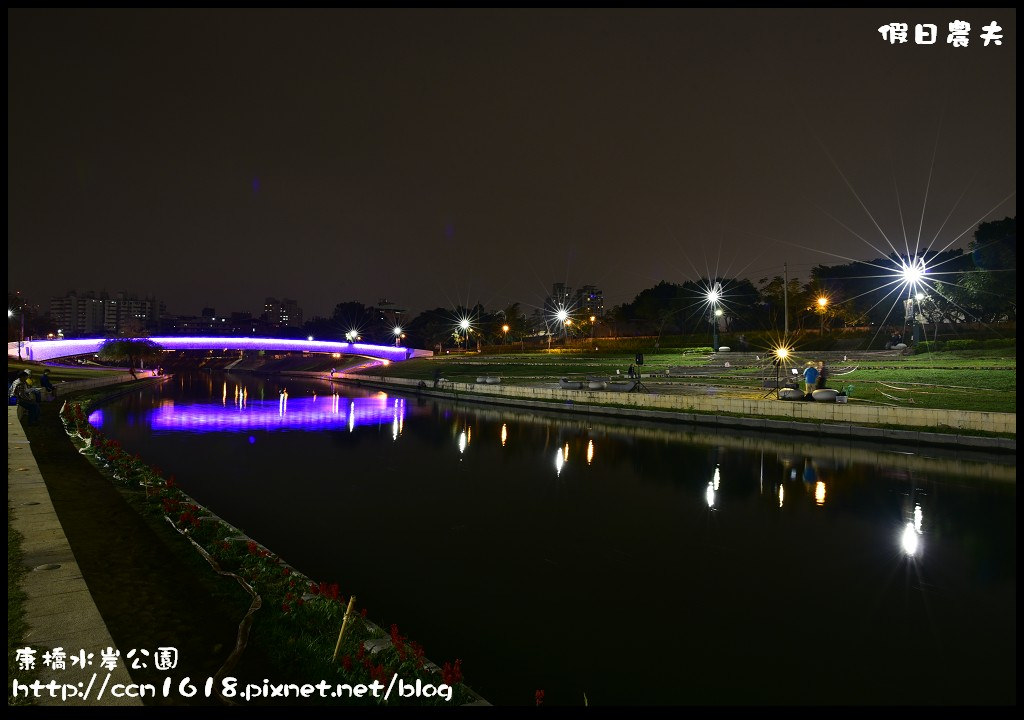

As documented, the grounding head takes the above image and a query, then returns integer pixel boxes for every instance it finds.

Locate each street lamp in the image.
[458,318,471,350]
[8,306,24,360]
[393,326,402,347]
[707,283,722,351]
[816,296,828,336]
[590,315,596,341]
[501,324,510,344]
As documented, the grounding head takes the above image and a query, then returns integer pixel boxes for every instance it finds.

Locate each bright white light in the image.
[776,347,790,360]
[901,521,919,556]
[913,504,923,534]
[501,423,508,447]
[307,335,314,341]
[778,485,785,507]
[459,318,471,331]
[555,449,564,476]
[458,431,466,454]
[706,482,716,508]
[393,326,402,336]
[556,308,568,323]
[714,308,723,317]
[815,481,826,506]
[586,439,594,465]
[915,293,924,302]
[712,465,721,491]
[707,288,720,304]
[6,310,11,318]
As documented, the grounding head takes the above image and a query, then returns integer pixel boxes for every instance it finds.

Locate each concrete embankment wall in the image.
[321,372,1014,451]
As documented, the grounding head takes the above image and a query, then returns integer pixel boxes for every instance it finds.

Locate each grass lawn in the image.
[370,348,1017,414]
[7,359,125,382]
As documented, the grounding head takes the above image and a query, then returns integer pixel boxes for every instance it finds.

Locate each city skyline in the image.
[9,9,1016,318]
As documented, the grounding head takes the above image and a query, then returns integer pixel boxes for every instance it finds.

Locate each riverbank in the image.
[261,370,1015,453]
[8,378,488,706]
[8,382,267,706]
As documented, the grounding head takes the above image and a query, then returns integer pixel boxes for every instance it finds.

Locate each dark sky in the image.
[8,9,1016,318]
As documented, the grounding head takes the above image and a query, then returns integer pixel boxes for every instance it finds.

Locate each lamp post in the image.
[817,296,828,336]
[707,283,722,351]
[590,315,596,341]
[501,324,509,344]
[8,307,24,360]
[393,326,402,347]
[555,308,569,343]
[458,318,471,351]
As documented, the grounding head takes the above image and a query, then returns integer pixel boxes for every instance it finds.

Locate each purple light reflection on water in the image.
[90,396,405,434]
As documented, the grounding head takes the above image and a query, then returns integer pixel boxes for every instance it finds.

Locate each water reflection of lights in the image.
[114,395,407,433]
[222,382,227,405]
[586,439,594,465]
[501,423,508,447]
[563,443,570,463]
[778,484,785,507]
[815,481,826,506]
[458,431,467,454]
[712,465,721,491]
[555,449,564,476]
[901,521,920,556]
[913,503,923,534]
[706,482,716,508]
[467,426,472,445]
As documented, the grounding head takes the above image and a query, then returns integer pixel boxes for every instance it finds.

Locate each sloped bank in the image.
[29,382,487,706]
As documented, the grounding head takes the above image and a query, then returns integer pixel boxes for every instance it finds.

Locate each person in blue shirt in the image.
[803,362,819,395]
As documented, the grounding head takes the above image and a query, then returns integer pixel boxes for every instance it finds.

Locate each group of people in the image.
[802,361,830,395]
[8,369,56,425]
[885,330,905,349]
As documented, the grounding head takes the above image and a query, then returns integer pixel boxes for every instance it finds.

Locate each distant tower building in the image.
[263,297,304,328]
[375,298,405,329]
[50,290,157,337]
[550,283,573,310]
[575,285,605,317]
[50,291,106,337]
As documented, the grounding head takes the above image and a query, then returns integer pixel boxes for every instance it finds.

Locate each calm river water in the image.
[90,373,1016,706]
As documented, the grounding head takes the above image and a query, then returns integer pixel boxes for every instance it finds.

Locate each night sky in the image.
[8,9,1016,319]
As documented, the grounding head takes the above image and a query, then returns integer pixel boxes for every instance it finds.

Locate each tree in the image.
[98,338,163,370]
[956,217,1016,322]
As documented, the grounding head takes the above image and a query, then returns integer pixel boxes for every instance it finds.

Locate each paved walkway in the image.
[8,406,140,706]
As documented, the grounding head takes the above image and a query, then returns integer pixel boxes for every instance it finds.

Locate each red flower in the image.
[310,583,320,595]
[442,659,463,686]
[341,655,352,672]
[360,608,367,618]
[282,567,291,576]
[296,598,304,607]
[166,476,176,488]
[281,603,291,613]
[535,689,544,706]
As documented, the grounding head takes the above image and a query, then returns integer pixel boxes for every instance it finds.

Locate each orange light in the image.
[502,324,510,333]
[817,296,828,308]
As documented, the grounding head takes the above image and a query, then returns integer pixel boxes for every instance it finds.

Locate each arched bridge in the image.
[13,337,433,363]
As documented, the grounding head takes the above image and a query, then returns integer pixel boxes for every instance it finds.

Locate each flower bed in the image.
[59,400,481,706]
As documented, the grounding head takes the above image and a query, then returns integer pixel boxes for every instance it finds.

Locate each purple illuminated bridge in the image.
[16,337,433,363]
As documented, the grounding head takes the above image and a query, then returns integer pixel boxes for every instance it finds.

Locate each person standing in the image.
[815,361,829,390]
[803,362,819,396]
